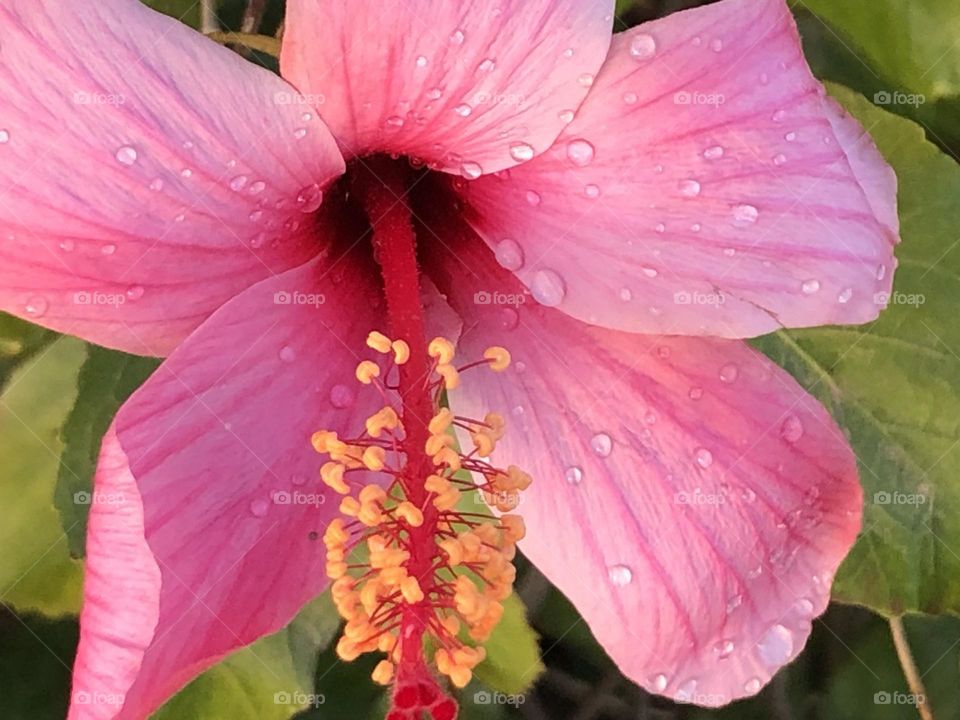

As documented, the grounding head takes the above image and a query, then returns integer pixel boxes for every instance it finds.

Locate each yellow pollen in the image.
[321,462,350,494]
[372,660,395,685]
[428,408,455,435]
[366,406,401,437]
[396,501,424,527]
[355,360,381,384]
[428,337,456,364]
[339,496,361,517]
[391,339,411,365]
[425,433,455,456]
[362,446,387,471]
[436,363,460,390]
[472,431,496,457]
[432,446,462,472]
[483,346,512,372]
[366,331,393,354]
[400,575,425,604]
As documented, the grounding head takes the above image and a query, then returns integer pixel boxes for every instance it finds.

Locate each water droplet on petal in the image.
[426,87,443,101]
[477,58,496,73]
[0,129,9,144]
[732,204,759,226]
[495,239,525,271]
[837,287,853,304]
[291,473,308,487]
[385,115,405,130]
[293,128,308,140]
[773,153,787,166]
[454,104,473,119]
[726,593,743,613]
[530,269,566,306]
[714,639,735,658]
[525,190,542,206]
[629,33,657,61]
[719,364,739,383]
[59,240,75,253]
[584,184,601,198]
[279,346,296,363]
[675,679,697,703]
[695,447,713,468]
[703,145,724,160]
[499,307,520,331]
[679,179,701,197]
[710,38,724,52]
[510,143,535,162]
[619,287,633,302]
[126,285,145,301]
[230,175,248,191]
[249,181,266,195]
[101,243,117,255]
[181,168,193,178]
[416,55,428,68]
[24,296,49,317]
[651,674,668,693]
[115,146,138,166]
[744,678,762,694]
[608,564,633,587]
[566,139,595,167]
[591,433,613,458]
[249,498,270,518]
[642,266,658,278]
[801,279,821,295]
[296,183,324,213]
[449,29,465,45]
[623,92,638,105]
[249,209,263,222]
[330,384,355,409]
[876,264,887,281]
[578,73,594,87]
[565,466,583,485]
[785,131,797,142]
[780,415,804,443]
[689,386,703,400]
[757,624,794,666]
[460,161,483,180]
[558,109,575,123]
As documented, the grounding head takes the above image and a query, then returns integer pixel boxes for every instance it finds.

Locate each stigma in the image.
[312,331,528,715]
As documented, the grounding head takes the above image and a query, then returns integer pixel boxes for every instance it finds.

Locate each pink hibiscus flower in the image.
[0,0,899,718]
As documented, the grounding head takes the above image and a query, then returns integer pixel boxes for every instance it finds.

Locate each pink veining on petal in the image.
[281,0,615,176]
[0,0,344,356]
[458,0,899,338]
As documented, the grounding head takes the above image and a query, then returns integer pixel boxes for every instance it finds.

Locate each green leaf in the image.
[141,0,200,28]
[54,346,158,558]
[0,338,86,615]
[153,593,341,720]
[0,314,54,391]
[753,84,960,616]
[472,594,544,695]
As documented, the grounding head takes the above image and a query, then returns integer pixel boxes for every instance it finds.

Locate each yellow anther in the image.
[396,501,424,527]
[370,547,410,569]
[379,566,408,586]
[355,360,381,384]
[324,518,349,548]
[436,363,460,390]
[359,485,387,505]
[336,637,362,662]
[425,432,455,456]
[362,446,386,471]
[358,504,385,527]
[498,465,532,491]
[326,561,348,579]
[377,633,397,653]
[372,660,395,686]
[441,615,461,636]
[321,462,350,494]
[483,346,511,372]
[311,430,341,454]
[485,412,507,440]
[434,486,461,511]
[365,406,400,438]
[391,339,411,365]
[495,489,522,512]
[425,474,451,494]
[449,666,473,689]
[428,337,456,364]
[472,431,495,457]
[331,575,354,598]
[344,616,373,641]
[433,447,462,472]
[501,514,526,543]
[400,576,425,604]
[439,539,464,566]
[339,496,361,517]
[435,648,453,675]
[366,331,393,354]
[428,408,455,435]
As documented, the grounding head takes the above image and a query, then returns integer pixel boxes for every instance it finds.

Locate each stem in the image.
[889,616,934,720]
[199,0,219,34]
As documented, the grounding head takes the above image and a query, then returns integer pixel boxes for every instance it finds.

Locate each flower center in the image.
[313,159,531,719]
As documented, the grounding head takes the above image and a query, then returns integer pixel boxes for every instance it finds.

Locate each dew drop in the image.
[530,269,566,307]
[723,247,736,257]
[876,264,887,281]
[780,415,804,443]
[719,363,739,383]
[578,73,594,87]
[655,223,666,234]
[689,386,703,400]
[249,498,270,518]
[619,287,633,302]
[229,175,248,192]
[181,168,193,178]
[115,145,138,166]
[801,279,821,295]
[623,92,638,105]
[695,447,713,468]
[642,266,658,278]
[584,184,601,198]
[249,209,263,222]
[744,678,762,694]
[149,178,164,192]
[785,131,797,142]
[591,433,613,458]
[675,679,697,703]
[416,55,428,68]
[703,145,724,160]
[293,128,308,140]
[460,161,483,180]
[125,285,145,301]
[714,639,735,658]
[565,466,583,485]
[499,307,520,331]
[385,115,405,130]
[426,87,443,101]
[652,674,668,693]
[629,33,657,61]
[494,238,525,271]
[562,47,575,59]
[837,287,853,304]
[449,29,465,45]
[296,183,324,213]
[454,103,473,118]
[24,296,49,318]
[757,625,794,666]
[59,240,75,253]
[558,109,575,124]
[101,243,117,256]
[741,487,756,503]
[0,129,9,144]
[566,139,595,167]
[679,179,702,197]
[772,110,786,122]
[731,204,759,226]
[608,564,633,587]
[710,38,724,52]
[773,153,787,166]
[330,384,356,409]
[510,143,535,162]
[525,190,542,207]
[477,58,496,73]
[279,345,297,363]
[726,593,743,613]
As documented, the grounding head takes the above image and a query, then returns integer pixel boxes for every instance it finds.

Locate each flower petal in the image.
[0,0,344,356]
[69,252,384,719]
[460,0,898,337]
[425,228,862,706]
[281,0,614,176]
